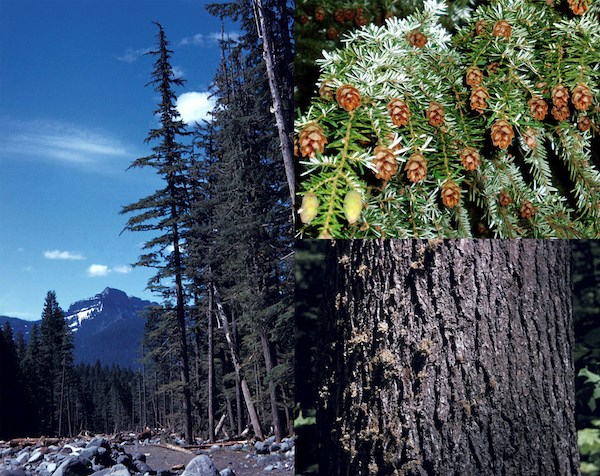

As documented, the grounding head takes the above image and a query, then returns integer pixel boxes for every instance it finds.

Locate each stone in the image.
[229,445,243,452]
[85,440,106,450]
[132,453,146,463]
[115,456,131,467]
[28,449,46,463]
[52,457,93,476]
[255,455,281,468]
[219,470,235,476]
[0,469,27,476]
[265,437,276,445]
[278,442,289,453]
[133,461,152,474]
[180,456,219,476]
[269,443,281,453]
[253,442,269,455]
[105,464,131,476]
[15,451,31,464]
[263,466,273,472]
[208,446,220,453]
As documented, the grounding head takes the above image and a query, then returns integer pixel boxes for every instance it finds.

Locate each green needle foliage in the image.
[295,0,600,238]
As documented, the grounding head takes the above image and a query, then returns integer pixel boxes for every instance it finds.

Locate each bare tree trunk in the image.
[252,0,295,207]
[260,331,282,442]
[213,284,264,440]
[236,377,243,435]
[207,283,215,443]
[312,240,578,475]
[58,356,66,437]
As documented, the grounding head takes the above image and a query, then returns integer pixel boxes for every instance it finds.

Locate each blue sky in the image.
[0,0,235,320]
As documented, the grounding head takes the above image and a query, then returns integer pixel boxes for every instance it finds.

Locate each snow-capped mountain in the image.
[64,287,156,368]
[2,288,155,369]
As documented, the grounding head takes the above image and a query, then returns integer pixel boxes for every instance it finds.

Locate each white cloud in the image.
[87,264,109,277]
[113,265,132,274]
[0,119,133,170]
[17,247,24,253]
[117,47,152,63]
[178,31,239,47]
[172,66,185,79]
[176,92,215,125]
[44,250,86,260]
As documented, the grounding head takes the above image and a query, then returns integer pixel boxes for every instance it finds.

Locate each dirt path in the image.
[131,443,293,476]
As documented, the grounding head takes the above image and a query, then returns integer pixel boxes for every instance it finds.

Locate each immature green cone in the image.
[343,190,363,225]
[299,193,319,224]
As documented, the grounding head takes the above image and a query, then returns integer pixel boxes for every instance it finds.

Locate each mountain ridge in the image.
[0,287,156,369]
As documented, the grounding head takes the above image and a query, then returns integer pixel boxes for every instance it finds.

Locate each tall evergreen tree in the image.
[39,291,73,436]
[0,323,26,439]
[121,22,194,443]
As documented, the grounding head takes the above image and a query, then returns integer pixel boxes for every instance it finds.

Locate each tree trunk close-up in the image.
[318,240,578,475]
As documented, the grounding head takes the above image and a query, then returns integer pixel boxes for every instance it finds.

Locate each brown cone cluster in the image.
[373,146,398,181]
[465,66,483,87]
[355,9,368,26]
[528,96,548,121]
[407,30,427,48]
[327,27,339,40]
[334,9,345,22]
[551,105,570,122]
[475,20,487,36]
[405,153,427,183]
[470,86,489,113]
[568,0,589,14]
[460,147,481,171]
[299,123,328,158]
[552,84,569,108]
[572,83,593,111]
[387,99,410,127]
[578,116,591,132]
[336,84,361,112]
[319,81,334,101]
[520,200,536,219]
[426,101,445,126]
[441,180,461,208]
[499,190,512,207]
[491,119,514,149]
[492,20,512,39]
[523,128,537,149]
[314,6,326,22]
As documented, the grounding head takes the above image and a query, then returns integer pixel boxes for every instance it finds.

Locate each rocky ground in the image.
[0,435,294,476]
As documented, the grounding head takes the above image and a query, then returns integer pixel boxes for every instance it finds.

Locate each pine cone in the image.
[492,20,512,39]
[319,81,334,101]
[334,9,345,22]
[299,123,328,158]
[551,104,570,122]
[314,6,326,22]
[460,147,481,171]
[523,128,537,149]
[387,98,410,127]
[465,66,483,87]
[344,8,355,21]
[470,86,489,113]
[568,0,589,14]
[578,115,591,132]
[441,180,461,208]
[336,84,361,112]
[405,153,427,183]
[355,12,368,26]
[373,146,398,181]
[551,84,569,108]
[426,101,445,126]
[407,30,427,48]
[299,15,309,25]
[491,119,514,149]
[327,27,339,40]
[475,20,488,36]
[528,96,548,120]
[520,200,536,219]
[343,190,362,225]
[487,62,499,75]
[572,83,592,111]
[499,190,512,207]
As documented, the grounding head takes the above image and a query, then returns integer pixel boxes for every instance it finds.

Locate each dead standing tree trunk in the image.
[252,0,295,208]
[318,240,579,475]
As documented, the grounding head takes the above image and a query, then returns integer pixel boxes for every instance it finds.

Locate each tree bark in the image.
[213,284,264,440]
[317,240,578,475]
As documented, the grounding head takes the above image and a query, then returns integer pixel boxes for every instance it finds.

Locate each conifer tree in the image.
[38,291,73,436]
[121,22,194,443]
[296,0,600,238]
[0,323,26,439]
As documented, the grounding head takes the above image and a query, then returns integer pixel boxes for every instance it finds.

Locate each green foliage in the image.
[296,0,600,238]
